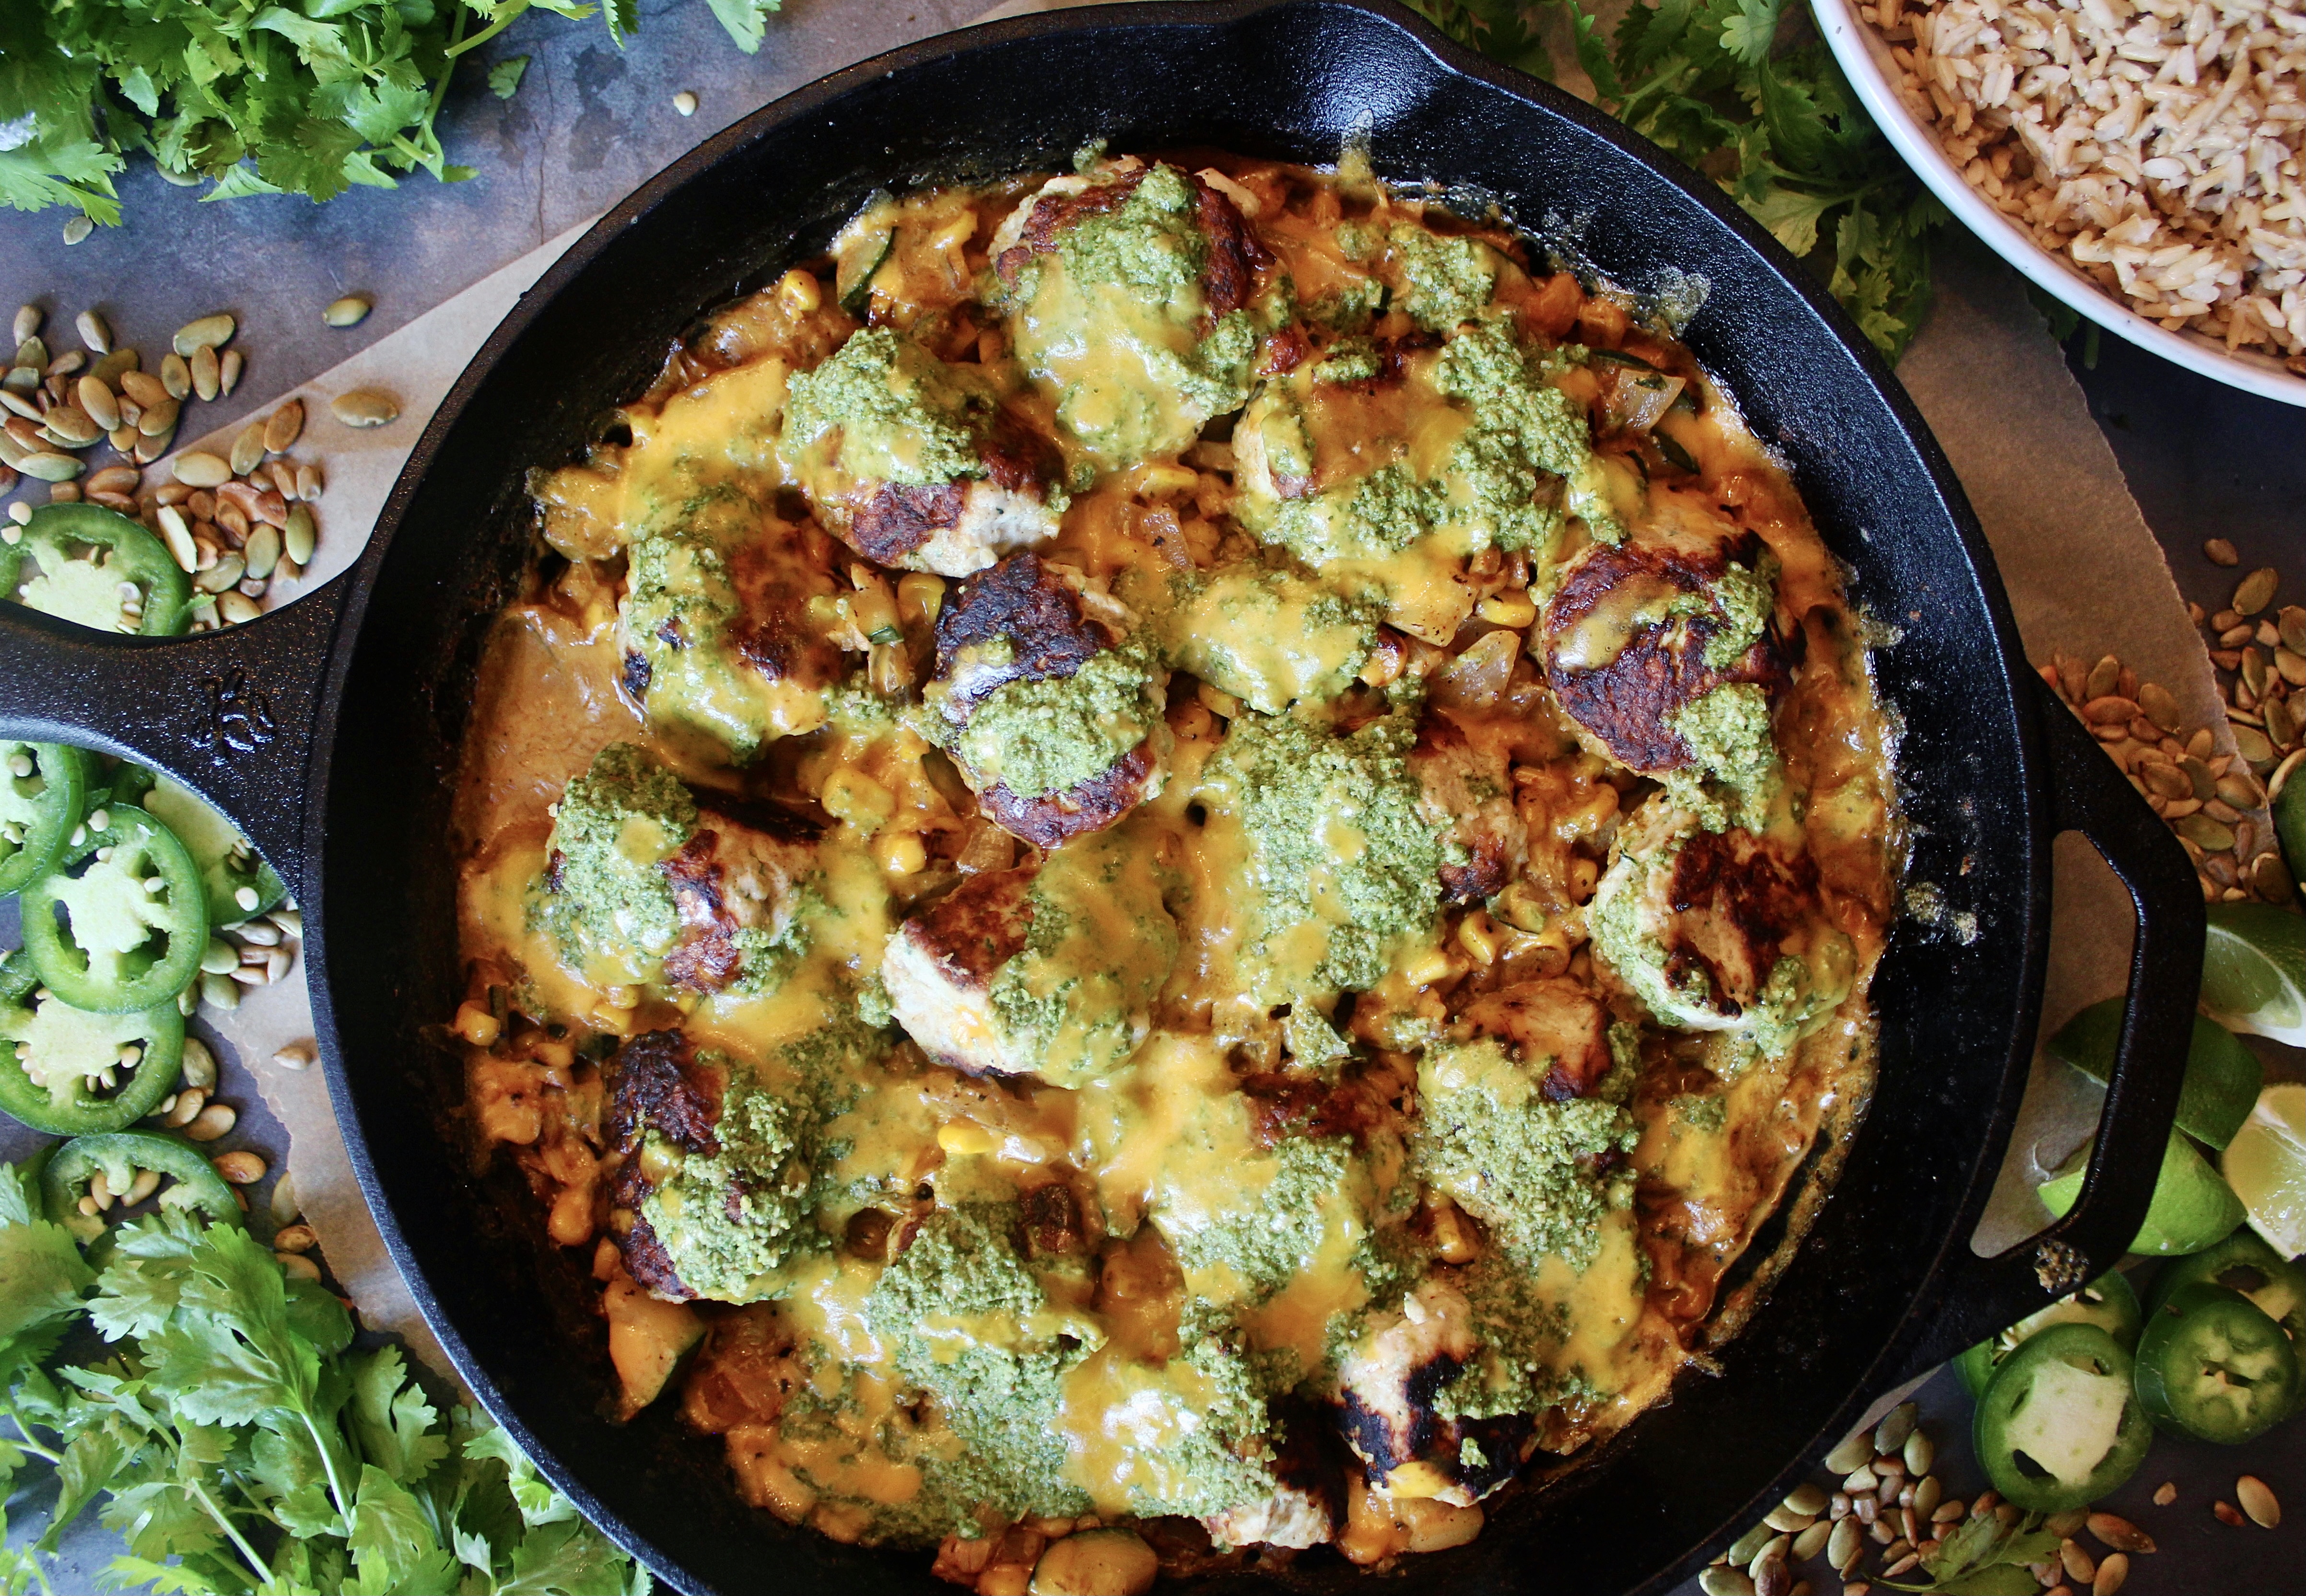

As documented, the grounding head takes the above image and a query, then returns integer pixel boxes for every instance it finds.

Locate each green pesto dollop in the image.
[1006,163,1269,467]
[1664,681,1780,829]
[1200,708,1448,1002]
[533,742,695,978]
[1153,563,1381,714]
[1167,1135,1364,1305]
[1411,1037,1638,1272]
[981,825,1178,1088]
[1386,223,1499,332]
[1434,1255,1600,1423]
[1430,322,1620,545]
[780,327,995,487]
[942,638,1165,800]
[864,1204,1095,1519]
[639,1053,828,1302]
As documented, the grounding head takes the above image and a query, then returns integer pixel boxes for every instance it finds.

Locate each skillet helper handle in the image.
[0,575,349,900]
[1897,672,2203,1381]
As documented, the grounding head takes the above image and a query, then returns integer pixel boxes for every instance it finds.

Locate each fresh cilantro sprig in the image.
[1875,1504,2063,1595]
[0,0,779,222]
[1405,0,1945,358]
[0,1162,647,1596]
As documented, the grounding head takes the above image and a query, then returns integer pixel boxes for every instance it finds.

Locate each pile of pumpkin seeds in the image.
[0,303,326,629]
[1703,1403,2163,1596]
[2036,648,2289,906]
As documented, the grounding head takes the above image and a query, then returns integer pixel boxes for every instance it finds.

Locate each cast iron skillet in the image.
[0,1,2205,1590]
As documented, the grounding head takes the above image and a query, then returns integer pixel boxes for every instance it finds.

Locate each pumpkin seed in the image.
[274,1223,317,1252]
[284,503,316,566]
[62,217,92,245]
[2084,1513,2154,1554]
[2253,850,2294,902]
[2215,1499,2247,1527]
[118,370,165,408]
[2243,648,2270,698]
[1791,1519,1832,1561]
[2205,537,2241,566]
[1902,1430,1933,1478]
[243,523,281,581]
[270,1171,300,1223]
[262,398,304,454]
[2233,724,2278,767]
[2135,680,2180,731]
[160,351,190,400]
[2151,1483,2177,1508]
[1873,1402,1918,1456]
[132,428,169,466]
[1912,1475,1941,1519]
[178,1037,216,1090]
[200,971,240,1011]
[185,1103,236,1142]
[16,452,82,483]
[1764,1503,1814,1533]
[2085,655,2121,700]
[2175,813,2237,852]
[217,591,260,625]
[2235,567,2280,616]
[2278,648,2306,687]
[219,349,242,397]
[265,459,297,500]
[213,1151,266,1185]
[10,307,36,346]
[190,344,220,402]
[73,375,118,432]
[156,505,197,572]
[2093,1551,2129,1596]
[322,295,371,327]
[1825,1432,1874,1474]
[2281,607,2306,655]
[13,337,47,371]
[229,421,266,477]
[1727,1524,1776,1566]
[42,407,98,447]
[295,463,323,501]
[276,1252,321,1281]
[172,451,232,488]
[138,396,178,438]
[173,313,236,357]
[194,552,246,593]
[329,387,399,427]
[1827,1516,1861,1574]
[73,310,109,355]
[2236,1475,2279,1528]
[2216,769,2266,808]
[104,424,134,454]
[91,348,138,387]
[45,350,84,380]
[1699,1569,1756,1596]
[85,464,137,495]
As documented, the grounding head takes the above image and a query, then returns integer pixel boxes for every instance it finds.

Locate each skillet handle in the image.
[1894,672,2203,1381]
[0,577,350,901]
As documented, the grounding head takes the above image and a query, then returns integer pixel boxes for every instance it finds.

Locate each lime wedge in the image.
[2040,1130,2247,1256]
[2047,999,2264,1149]
[2201,904,2306,1046]
[2223,1083,2306,1260]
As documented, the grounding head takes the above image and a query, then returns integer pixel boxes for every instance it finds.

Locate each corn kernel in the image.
[875,829,928,876]
[1456,909,1502,967]
[1400,946,1457,988]
[1476,592,1537,629]
[1385,1461,1453,1500]
[822,768,896,833]
[1130,462,1199,499]
[1428,1200,1481,1264]
[937,1120,996,1156]
[1197,681,1242,718]
[776,268,821,315]
[592,1003,636,1036]
[897,571,946,627]
[453,1002,501,1048]
[528,1037,576,1070]
[604,984,641,1010]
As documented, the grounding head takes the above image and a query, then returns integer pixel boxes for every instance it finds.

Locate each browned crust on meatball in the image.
[1335,1345,1533,1496]
[1237,1070,1386,1148]
[1454,981,1615,1101]
[977,738,1159,848]
[934,552,1113,709]
[1662,830,1821,1017]
[1540,534,1784,773]
[604,1029,723,1300]
[902,866,1037,991]
[1410,717,1522,905]
[850,481,967,565]
[995,169,1153,284]
[722,531,844,689]
[1319,330,1444,396]
[1193,175,1274,317]
[606,1029,721,1157]
[618,1215,694,1300]
[979,408,1065,494]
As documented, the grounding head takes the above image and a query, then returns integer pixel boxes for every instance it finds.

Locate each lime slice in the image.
[2040,1130,2247,1256]
[2223,1083,2306,1260]
[2047,999,2264,1149]
[2201,904,2306,1046]
[2274,772,2306,883]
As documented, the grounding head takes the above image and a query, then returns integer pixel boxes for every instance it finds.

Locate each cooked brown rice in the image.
[1861,0,2306,370]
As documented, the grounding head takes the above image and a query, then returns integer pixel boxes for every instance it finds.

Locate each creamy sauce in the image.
[452,151,1899,1576]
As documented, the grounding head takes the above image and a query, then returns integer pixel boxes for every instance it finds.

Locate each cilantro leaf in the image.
[0,1171,93,1353]
[348,1345,449,1484]
[489,54,532,98]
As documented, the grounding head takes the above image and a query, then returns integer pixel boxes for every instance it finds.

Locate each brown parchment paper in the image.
[165,35,2222,1381]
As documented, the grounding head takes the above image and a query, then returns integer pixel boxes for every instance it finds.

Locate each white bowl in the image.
[1812,0,2306,407]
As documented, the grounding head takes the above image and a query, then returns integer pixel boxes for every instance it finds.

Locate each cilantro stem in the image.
[3,1407,60,1466]
[184,1476,278,1594]
[446,1,532,60]
[301,1409,355,1534]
